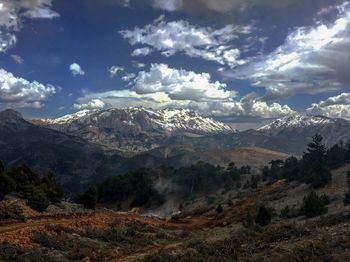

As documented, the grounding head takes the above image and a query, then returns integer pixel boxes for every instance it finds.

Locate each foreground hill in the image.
[1,162,349,261]
[34,107,235,153]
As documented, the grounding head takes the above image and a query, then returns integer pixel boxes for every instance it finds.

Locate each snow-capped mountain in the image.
[259,114,350,147]
[259,114,334,133]
[35,107,235,152]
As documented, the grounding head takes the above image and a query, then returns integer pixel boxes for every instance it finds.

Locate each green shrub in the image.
[300,191,329,218]
[28,188,50,212]
[280,205,299,219]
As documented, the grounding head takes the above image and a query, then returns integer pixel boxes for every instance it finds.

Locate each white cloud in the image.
[120,0,131,8]
[0,68,56,108]
[229,2,350,100]
[108,65,124,78]
[307,93,350,120]
[152,0,183,11]
[73,99,106,110]
[122,73,136,81]
[120,18,251,68]
[10,54,24,64]
[131,47,153,56]
[74,89,294,118]
[0,0,59,52]
[132,64,233,102]
[69,63,85,76]
[74,64,293,118]
[132,61,146,68]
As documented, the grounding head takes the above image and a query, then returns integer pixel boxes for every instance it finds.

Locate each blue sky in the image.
[0,0,350,125]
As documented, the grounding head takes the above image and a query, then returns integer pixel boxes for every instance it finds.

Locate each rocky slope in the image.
[34,107,235,153]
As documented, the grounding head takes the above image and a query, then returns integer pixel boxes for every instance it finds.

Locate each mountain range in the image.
[1,108,350,191]
[33,107,234,153]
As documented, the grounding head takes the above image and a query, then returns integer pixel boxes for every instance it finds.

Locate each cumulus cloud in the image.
[73,99,106,110]
[0,0,59,52]
[69,63,85,76]
[307,93,350,120]
[228,2,350,100]
[74,89,294,118]
[0,68,56,108]
[120,17,251,68]
[132,64,233,102]
[74,64,293,118]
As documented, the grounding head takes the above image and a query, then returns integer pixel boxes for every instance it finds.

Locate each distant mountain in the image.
[258,114,350,147]
[34,107,235,153]
[0,109,126,191]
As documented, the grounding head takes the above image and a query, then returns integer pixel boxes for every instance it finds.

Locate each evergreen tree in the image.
[0,160,4,173]
[76,186,99,209]
[302,134,331,188]
[344,171,350,206]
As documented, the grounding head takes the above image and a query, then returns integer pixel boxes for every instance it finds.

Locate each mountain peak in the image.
[0,109,23,120]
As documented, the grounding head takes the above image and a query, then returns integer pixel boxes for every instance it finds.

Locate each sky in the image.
[0,0,350,127]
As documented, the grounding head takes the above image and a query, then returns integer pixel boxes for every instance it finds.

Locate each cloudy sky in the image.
[0,0,350,127]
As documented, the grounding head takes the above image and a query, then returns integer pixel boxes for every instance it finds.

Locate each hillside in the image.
[146,146,289,168]
[1,162,350,261]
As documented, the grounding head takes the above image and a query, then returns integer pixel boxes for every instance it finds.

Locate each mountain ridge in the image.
[33,107,235,153]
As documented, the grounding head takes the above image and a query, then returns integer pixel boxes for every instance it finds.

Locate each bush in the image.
[28,188,50,212]
[255,205,272,226]
[0,204,25,221]
[216,204,223,214]
[243,211,255,229]
[300,191,329,218]
[279,205,299,219]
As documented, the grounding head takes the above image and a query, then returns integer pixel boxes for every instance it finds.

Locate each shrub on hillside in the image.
[255,205,272,226]
[300,191,329,218]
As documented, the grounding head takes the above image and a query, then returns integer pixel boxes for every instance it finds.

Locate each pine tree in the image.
[344,171,350,206]
[76,186,99,209]
[0,160,4,173]
[302,134,332,188]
